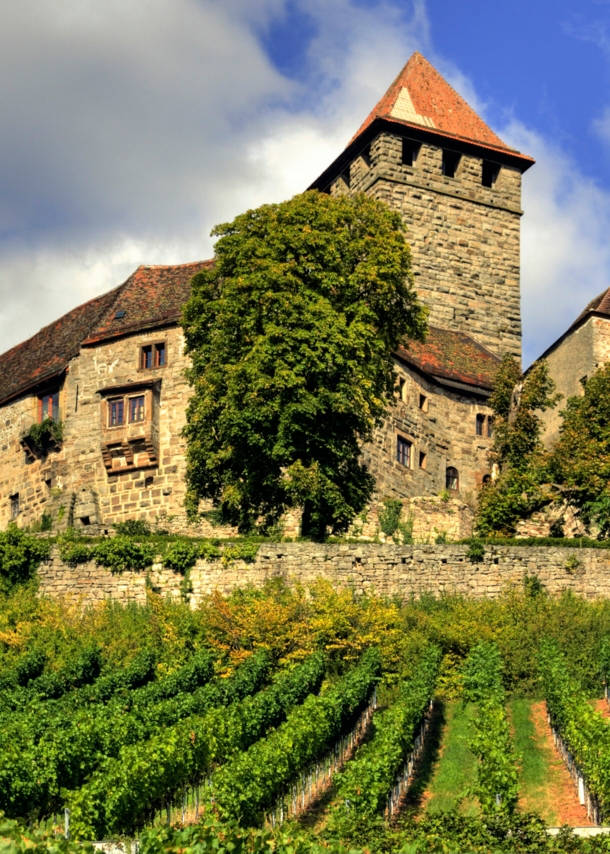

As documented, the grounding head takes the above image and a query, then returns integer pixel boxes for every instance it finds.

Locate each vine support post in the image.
[64,808,70,841]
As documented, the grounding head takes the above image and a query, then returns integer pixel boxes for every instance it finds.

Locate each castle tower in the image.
[309,53,534,360]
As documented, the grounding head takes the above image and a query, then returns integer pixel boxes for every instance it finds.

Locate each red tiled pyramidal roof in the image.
[396,326,501,392]
[0,260,212,406]
[350,52,520,157]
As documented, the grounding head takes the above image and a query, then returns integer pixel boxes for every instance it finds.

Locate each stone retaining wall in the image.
[37,543,610,604]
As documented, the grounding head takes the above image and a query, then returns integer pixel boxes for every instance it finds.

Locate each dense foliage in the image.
[182,190,427,539]
[0,525,50,592]
[476,356,559,536]
[547,364,610,536]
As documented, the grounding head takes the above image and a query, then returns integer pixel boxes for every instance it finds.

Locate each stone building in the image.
[536,289,610,445]
[0,53,535,534]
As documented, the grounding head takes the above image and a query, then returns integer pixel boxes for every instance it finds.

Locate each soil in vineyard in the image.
[419,701,478,816]
[524,701,592,826]
[594,698,610,720]
[397,699,445,818]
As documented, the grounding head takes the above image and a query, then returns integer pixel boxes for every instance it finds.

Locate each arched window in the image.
[446,466,459,491]
[482,474,491,486]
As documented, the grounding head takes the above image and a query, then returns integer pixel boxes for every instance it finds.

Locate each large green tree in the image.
[182,190,428,539]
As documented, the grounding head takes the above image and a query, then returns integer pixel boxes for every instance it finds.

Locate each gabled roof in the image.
[0,261,211,407]
[396,326,501,393]
[351,52,514,154]
[0,288,122,406]
[83,261,213,345]
[533,286,610,365]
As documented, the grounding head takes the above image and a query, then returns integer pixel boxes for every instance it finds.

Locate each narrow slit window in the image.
[396,436,412,467]
[9,493,19,520]
[402,139,421,166]
[109,399,124,427]
[482,161,500,188]
[487,417,494,438]
[476,413,485,436]
[419,451,427,470]
[419,394,428,412]
[442,150,461,178]
[397,377,406,401]
[129,395,145,423]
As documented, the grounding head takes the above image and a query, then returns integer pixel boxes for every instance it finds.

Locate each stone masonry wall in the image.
[37,542,610,605]
[365,360,493,502]
[0,326,230,536]
[338,132,523,360]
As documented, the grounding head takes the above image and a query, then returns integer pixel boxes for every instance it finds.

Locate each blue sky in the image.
[1,0,610,367]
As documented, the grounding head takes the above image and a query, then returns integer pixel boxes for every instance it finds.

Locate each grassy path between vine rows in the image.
[419,701,479,816]
[512,700,591,826]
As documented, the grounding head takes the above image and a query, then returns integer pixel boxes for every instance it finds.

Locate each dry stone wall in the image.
[37,542,610,605]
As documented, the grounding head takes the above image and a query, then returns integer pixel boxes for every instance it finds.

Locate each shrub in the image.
[221,542,260,565]
[114,519,152,537]
[58,532,93,565]
[0,524,50,591]
[25,418,64,453]
[199,541,222,561]
[163,540,199,574]
[467,539,485,563]
[378,498,403,537]
[92,536,155,573]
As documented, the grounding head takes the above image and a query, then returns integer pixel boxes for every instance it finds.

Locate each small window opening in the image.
[442,150,461,178]
[476,413,485,436]
[141,343,166,370]
[129,395,145,423]
[482,161,500,188]
[482,474,491,485]
[39,390,59,422]
[446,466,459,491]
[109,399,124,427]
[114,310,126,319]
[580,375,588,388]
[419,451,427,470]
[397,377,406,401]
[396,436,412,468]
[80,516,91,526]
[144,476,154,488]
[10,493,19,520]
[419,394,428,412]
[402,139,421,166]
[487,416,494,438]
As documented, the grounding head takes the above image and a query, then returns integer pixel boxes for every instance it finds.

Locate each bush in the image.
[199,541,222,561]
[0,524,50,591]
[57,532,93,566]
[92,536,155,572]
[378,499,403,537]
[221,542,260,565]
[114,519,151,537]
[163,540,199,574]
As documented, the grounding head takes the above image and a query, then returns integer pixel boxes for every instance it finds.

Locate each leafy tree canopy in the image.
[547,364,610,536]
[182,190,428,539]
[476,355,559,537]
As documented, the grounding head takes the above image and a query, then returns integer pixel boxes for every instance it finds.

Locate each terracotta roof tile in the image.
[0,287,123,406]
[0,260,212,407]
[396,326,501,391]
[570,287,610,331]
[83,261,213,344]
[350,52,529,161]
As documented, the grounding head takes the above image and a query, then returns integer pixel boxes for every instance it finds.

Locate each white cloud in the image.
[499,122,610,367]
[0,0,430,351]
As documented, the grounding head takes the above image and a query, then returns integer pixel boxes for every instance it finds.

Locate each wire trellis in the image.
[548,711,602,826]
[385,699,434,819]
